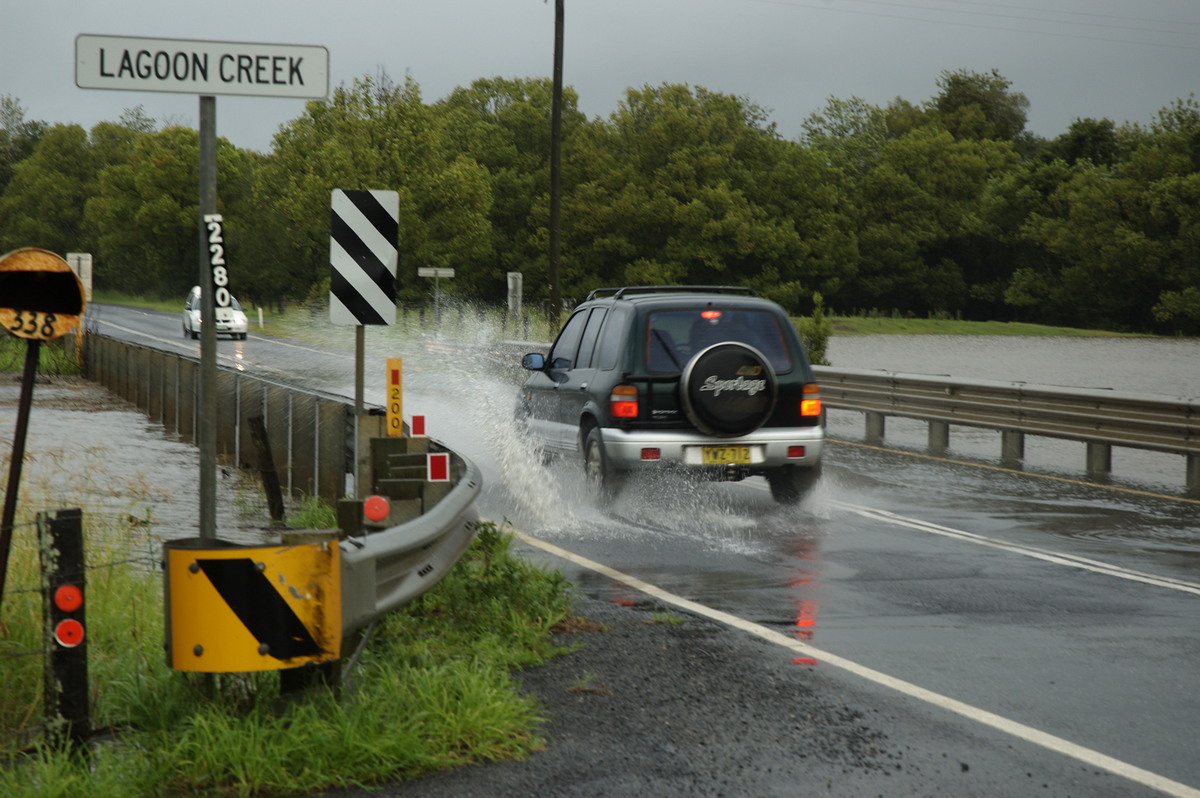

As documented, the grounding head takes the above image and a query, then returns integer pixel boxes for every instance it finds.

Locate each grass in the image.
[89,289,1147,340]
[0,336,82,375]
[827,315,1141,337]
[0,516,576,796]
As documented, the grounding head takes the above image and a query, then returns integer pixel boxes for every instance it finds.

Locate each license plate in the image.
[700,446,751,465]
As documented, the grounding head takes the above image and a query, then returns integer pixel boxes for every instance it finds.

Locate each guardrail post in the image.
[928,421,949,455]
[1187,454,1200,498]
[1086,442,1113,480]
[865,411,885,444]
[1001,430,1025,467]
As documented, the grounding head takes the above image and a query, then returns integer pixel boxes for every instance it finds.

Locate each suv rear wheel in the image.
[766,464,821,504]
[584,426,624,501]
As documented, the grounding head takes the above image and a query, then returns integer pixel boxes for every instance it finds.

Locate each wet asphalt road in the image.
[90,305,1200,797]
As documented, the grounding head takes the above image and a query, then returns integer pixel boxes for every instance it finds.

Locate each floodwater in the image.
[826,335,1200,398]
[0,377,271,544]
[823,334,1200,494]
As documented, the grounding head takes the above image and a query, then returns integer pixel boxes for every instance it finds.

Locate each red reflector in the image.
[787,446,806,459]
[54,619,85,648]
[54,584,83,612]
[427,452,450,482]
[641,448,661,461]
[364,495,390,522]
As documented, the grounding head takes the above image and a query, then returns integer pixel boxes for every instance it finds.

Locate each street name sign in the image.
[75,34,329,99]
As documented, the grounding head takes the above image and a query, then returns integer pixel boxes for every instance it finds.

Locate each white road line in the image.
[513,530,1200,798]
[835,500,1200,597]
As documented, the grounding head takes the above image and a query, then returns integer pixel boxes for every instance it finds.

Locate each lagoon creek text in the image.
[98,47,307,87]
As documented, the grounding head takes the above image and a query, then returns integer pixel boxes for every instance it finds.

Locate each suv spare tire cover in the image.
[680,343,778,437]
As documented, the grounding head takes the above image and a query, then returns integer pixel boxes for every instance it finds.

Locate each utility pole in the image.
[549,0,564,324]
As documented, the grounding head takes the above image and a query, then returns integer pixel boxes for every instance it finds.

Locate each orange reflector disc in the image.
[363,495,390,522]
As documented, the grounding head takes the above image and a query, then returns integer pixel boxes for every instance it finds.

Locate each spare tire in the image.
[680,343,777,437]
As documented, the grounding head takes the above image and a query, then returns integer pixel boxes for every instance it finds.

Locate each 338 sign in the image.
[0,248,87,341]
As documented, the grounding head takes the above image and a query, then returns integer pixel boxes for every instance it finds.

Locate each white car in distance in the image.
[182,285,249,340]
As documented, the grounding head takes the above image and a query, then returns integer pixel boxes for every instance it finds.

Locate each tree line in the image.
[1,69,1197,334]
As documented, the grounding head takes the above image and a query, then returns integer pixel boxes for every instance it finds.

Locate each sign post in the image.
[0,248,87,616]
[418,267,455,327]
[76,34,328,541]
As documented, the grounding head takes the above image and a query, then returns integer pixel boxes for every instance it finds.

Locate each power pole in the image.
[549,0,564,324]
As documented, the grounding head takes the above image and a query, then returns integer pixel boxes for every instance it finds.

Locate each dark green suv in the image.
[518,286,823,503]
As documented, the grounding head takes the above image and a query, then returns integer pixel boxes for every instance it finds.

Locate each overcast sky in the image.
[4,0,1198,152]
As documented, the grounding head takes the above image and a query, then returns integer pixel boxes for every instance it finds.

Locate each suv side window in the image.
[575,308,608,369]
[548,308,592,369]
[596,306,628,371]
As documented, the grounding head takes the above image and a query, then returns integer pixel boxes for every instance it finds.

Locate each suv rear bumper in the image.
[600,426,823,471]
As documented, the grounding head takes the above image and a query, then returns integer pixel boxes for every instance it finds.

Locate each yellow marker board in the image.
[164,538,341,672]
[386,358,403,437]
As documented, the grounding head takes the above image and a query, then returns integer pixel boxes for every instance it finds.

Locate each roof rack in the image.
[584,285,758,302]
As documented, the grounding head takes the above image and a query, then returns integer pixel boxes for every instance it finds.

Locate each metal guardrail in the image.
[339,446,481,636]
[814,366,1200,495]
[82,332,484,664]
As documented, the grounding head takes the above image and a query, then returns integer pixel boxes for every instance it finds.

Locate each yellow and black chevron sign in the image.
[165,538,341,673]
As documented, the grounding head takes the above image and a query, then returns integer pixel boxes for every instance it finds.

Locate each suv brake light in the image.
[611,384,639,418]
[800,383,821,417]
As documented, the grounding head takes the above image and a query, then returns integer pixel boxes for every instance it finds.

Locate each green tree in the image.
[846,126,1019,315]
[258,74,492,304]
[435,77,587,302]
[561,83,854,312]
[0,95,46,196]
[0,124,95,255]
[930,68,1029,142]
[85,127,255,297]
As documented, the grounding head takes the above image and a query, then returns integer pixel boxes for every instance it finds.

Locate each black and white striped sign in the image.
[329,189,399,326]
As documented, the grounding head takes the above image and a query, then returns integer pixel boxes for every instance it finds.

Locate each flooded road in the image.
[13,304,1200,796]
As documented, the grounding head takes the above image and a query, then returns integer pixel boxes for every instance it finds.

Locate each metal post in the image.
[40,508,90,750]
[1001,429,1025,467]
[548,0,564,323]
[1086,442,1113,479]
[198,95,218,541]
[865,411,885,445]
[0,340,41,614]
[928,420,950,455]
[355,325,365,416]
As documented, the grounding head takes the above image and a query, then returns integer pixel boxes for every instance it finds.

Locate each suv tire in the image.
[680,343,778,437]
[767,463,822,504]
[584,426,624,501]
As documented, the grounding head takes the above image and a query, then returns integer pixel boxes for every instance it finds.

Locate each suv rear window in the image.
[644,308,793,374]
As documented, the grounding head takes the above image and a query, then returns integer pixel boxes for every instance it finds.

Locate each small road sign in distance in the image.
[0,248,87,341]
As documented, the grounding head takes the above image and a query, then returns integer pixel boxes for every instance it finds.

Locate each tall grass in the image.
[0,519,575,796]
[0,336,80,375]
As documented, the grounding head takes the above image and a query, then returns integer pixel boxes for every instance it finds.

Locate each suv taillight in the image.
[611,384,639,418]
[800,383,821,417]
